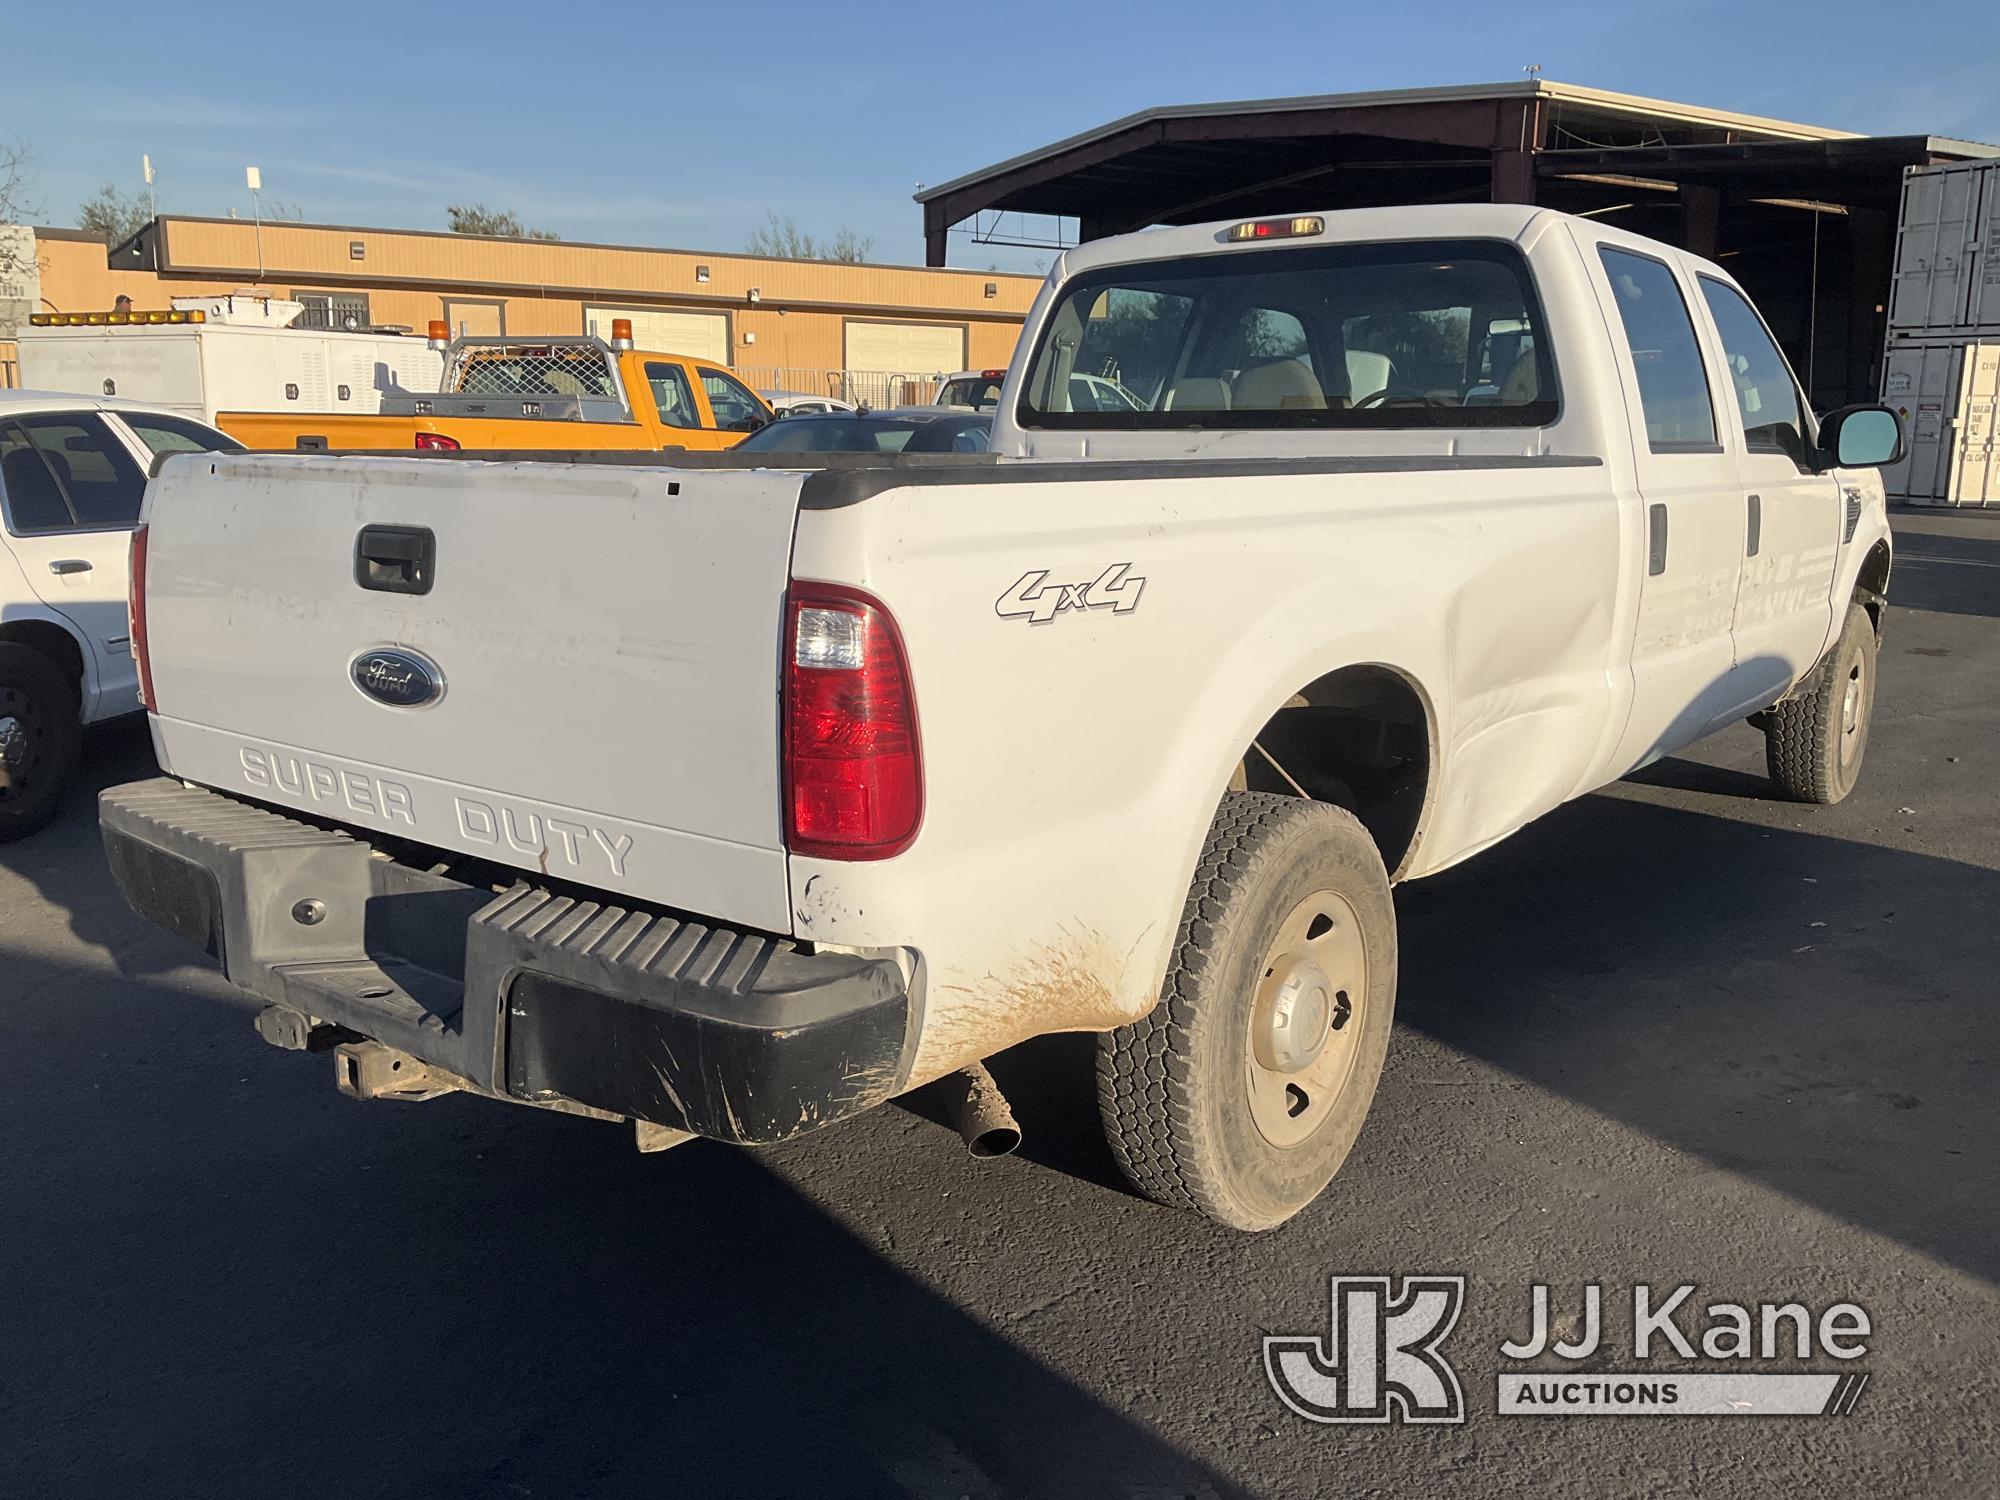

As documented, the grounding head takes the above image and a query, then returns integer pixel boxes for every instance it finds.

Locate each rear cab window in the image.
[1017,238,1559,430]
[937,376,1004,409]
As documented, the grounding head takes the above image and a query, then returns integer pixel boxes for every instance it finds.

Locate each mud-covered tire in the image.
[1096,793,1397,1232]
[0,643,82,843]
[1765,602,1877,805]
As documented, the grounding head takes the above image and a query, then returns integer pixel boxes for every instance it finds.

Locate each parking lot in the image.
[1,510,1995,1499]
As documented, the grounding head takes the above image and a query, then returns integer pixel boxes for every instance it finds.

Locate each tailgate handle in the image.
[354,525,435,595]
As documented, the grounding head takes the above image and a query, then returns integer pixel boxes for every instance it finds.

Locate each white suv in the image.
[0,391,241,839]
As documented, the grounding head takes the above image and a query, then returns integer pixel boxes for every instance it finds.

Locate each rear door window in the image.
[0,413,147,531]
[645,363,701,429]
[1597,247,1717,451]
[0,422,75,532]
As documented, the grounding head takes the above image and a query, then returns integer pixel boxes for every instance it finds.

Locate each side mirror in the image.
[1817,404,1904,470]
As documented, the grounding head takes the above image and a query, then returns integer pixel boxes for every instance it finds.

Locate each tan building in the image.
[4,217,1040,399]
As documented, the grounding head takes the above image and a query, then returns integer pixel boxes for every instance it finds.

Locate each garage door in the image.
[584,306,729,365]
[844,321,966,375]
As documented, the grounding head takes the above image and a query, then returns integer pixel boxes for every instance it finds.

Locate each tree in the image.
[79,182,152,243]
[1,139,36,258]
[745,212,873,264]
[447,203,559,240]
[1,138,43,323]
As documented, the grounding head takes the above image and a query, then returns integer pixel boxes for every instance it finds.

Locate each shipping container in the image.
[1879,338,2000,506]
[1889,160,2000,335]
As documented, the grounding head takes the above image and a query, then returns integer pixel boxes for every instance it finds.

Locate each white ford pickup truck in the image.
[102,205,1902,1229]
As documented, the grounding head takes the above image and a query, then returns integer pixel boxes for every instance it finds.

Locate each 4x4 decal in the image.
[995,563,1146,625]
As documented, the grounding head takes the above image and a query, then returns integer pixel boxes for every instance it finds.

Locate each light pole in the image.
[246,165,264,284]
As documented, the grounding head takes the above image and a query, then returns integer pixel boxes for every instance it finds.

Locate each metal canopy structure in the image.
[916,81,1998,405]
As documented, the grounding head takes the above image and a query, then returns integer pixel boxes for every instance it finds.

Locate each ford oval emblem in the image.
[350,647,445,709]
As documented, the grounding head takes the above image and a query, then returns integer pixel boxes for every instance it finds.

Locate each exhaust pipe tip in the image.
[941,1061,1021,1159]
[967,1121,1023,1160]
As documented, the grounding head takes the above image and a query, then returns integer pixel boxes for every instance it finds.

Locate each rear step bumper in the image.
[99,778,914,1144]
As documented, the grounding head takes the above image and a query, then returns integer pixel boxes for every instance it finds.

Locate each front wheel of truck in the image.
[1764,600,1878,805]
[1097,792,1397,1232]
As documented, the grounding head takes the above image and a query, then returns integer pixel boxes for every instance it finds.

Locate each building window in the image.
[292,290,372,331]
[440,298,506,338]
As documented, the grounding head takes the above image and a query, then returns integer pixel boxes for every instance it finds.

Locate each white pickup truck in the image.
[103,205,1902,1229]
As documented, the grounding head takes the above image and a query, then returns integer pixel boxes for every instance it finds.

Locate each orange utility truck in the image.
[218,321,771,452]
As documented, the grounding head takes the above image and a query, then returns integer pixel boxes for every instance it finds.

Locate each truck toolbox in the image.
[100,779,913,1143]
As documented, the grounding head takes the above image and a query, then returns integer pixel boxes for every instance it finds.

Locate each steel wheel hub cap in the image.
[1254,958,1337,1073]
[1842,661,1865,738]
[0,714,26,779]
[1246,890,1368,1149]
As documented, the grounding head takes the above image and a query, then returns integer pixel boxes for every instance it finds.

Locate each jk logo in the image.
[1264,1276,1467,1425]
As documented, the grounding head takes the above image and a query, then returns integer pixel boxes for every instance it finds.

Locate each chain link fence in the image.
[735,366,947,410]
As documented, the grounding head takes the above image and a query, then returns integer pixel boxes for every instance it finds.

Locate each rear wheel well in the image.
[0,620,86,701]
[1856,540,1892,634]
[1228,666,1434,879]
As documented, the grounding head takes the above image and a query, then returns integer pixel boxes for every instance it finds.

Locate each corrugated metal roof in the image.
[915,78,1864,205]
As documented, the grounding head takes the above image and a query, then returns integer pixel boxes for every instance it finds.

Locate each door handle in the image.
[1647,504,1669,576]
[1746,493,1762,558]
[48,559,92,577]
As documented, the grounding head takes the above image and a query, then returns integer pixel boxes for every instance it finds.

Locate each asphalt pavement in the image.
[2,512,1996,1499]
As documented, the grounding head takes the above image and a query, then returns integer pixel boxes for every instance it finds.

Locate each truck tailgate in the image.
[141,453,806,932]
[216,411,424,451]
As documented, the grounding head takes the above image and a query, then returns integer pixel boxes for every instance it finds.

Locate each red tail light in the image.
[783,581,922,859]
[414,432,461,451]
[130,523,157,711]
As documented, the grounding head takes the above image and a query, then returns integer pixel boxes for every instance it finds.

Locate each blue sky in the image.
[6,0,1998,270]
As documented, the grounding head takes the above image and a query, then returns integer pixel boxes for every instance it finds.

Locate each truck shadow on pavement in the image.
[6,715,182,978]
[1394,788,2000,1287]
[2,725,1249,1500]
[0,952,1253,1500]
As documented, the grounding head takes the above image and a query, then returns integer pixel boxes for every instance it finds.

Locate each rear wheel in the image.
[1765,601,1877,805]
[1097,793,1397,1231]
[0,644,82,843]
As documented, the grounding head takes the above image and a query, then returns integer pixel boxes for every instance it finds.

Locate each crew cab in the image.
[0,391,241,839]
[102,205,1903,1229]
[216,326,771,452]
